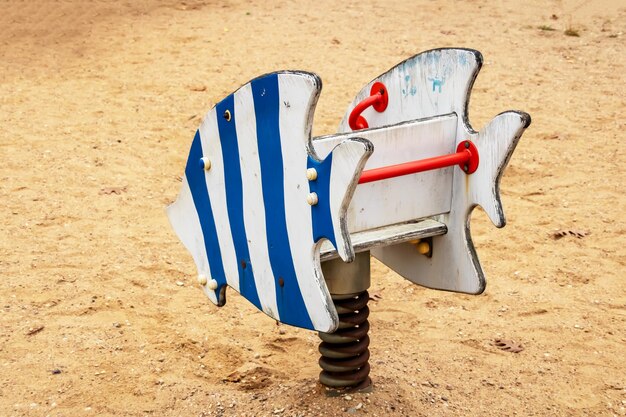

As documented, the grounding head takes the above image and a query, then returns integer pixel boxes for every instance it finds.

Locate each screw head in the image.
[306,168,318,181]
[306,192,318,206]
[207,279,218,290]
[223,109,232,121]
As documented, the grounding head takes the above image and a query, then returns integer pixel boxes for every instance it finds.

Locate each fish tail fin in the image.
[472,111,531,228]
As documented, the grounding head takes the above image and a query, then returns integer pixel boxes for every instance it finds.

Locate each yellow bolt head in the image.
[416,241,430,255]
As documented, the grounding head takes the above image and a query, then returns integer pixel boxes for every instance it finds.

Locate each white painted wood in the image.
[198,111,240,294]
[319,218,447,261]
[234,84,280,318]
[278,73,336,332]
[372,112,529,293]
[166,177,218,305]
[314,114,458,232]
[338,48,482,132]
[326,139,375,260]
[337,48,530,294]
[168,71,373,332]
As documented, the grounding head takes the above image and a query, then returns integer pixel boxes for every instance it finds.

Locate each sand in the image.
[1,0,625,416]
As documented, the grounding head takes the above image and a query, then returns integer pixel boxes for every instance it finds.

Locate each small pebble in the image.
[344,395,352,401]
[176,281,185,286]
[51,369,62,375]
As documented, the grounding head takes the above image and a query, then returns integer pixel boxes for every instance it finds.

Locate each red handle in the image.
[358,140,480,184]
[348,82,389,130]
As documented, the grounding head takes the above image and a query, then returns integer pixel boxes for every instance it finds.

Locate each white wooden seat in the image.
[320,218,447,261]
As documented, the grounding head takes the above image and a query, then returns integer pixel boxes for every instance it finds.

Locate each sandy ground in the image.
[1,0,625,416]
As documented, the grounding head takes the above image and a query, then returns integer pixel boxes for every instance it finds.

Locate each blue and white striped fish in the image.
[167,72,372,332]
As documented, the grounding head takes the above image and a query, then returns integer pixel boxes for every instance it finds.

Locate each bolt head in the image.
[198,274,208,286]
[416,241,430,255]
[306,168,318,181]
[306,192,318,206]
[207,279,218,290]
[199,157,211,171]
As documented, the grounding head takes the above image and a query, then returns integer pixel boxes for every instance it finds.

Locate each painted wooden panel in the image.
[167,71,373,332]
[339,48,531,294]
[338,48,482,134]
[313,114,458,232]
[371,111,530,293]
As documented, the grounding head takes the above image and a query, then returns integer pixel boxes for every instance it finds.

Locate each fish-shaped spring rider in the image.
[167,48,530,390]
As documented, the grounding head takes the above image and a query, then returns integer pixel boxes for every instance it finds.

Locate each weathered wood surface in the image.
[168,71,372,332]
[319,218,447,261]
[314,113,458,233]
[338,48,530,294]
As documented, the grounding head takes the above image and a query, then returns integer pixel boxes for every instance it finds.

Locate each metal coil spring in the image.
[318,290,371,390]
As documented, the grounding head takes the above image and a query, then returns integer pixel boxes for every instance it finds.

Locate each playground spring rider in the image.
[167,48,531,391]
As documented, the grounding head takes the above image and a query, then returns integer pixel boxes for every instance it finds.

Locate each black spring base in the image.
[318,291,372,392]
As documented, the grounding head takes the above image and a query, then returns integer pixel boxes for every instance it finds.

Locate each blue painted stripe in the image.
[215,96,262,310]
[251,74,314,330]
[185,131,227,298]
[307,154,337,248]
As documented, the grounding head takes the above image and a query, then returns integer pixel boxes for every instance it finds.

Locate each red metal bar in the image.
[348,82,389,130]
[358,141,479,184]
[349,95,381,130]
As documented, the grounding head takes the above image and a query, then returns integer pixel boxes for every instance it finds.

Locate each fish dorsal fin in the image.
[338,48,482,132]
